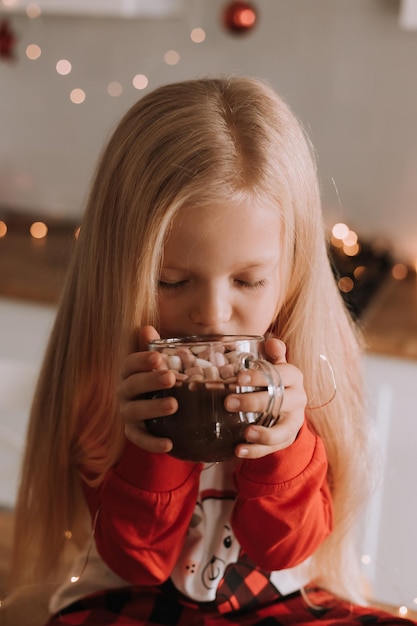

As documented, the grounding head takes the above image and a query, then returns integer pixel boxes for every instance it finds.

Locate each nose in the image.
[189,283,232,330]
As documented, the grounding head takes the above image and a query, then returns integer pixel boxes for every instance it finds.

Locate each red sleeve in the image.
[232,421,333,570]
[83,439,202,585]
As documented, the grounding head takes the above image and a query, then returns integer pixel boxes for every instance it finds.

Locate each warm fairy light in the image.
[164,49,180,65]
[398,606,408,617]
[0,221,7,237]
[191,27,206,43]
[330,235,343,248]
[133,74,148,90]
[26,43,41,60]
[70,88,86,104]
[343,229,358,246]
[26,2,41,18]
[56,59,72,75]
[338,276,354,293]
[64,530,72,539]
[343,243,360,257]
[391,263,408,280]
[30,221,48,239]
[360,554,372,565]
[107,81,123,97]
[353,265,365,279]
[332,222,350,240]
[70,576,79,583]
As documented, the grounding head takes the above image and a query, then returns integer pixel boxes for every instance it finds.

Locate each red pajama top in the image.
[50,421,333,614]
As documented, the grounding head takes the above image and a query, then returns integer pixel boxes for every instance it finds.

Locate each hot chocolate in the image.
[145,335,282,463]
[146,380,259,462]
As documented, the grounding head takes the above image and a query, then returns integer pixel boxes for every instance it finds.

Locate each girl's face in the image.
[158,200,283,338]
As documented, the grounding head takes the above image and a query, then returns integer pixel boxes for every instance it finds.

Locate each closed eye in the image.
[158,280,189,291]
[234,279,267,290]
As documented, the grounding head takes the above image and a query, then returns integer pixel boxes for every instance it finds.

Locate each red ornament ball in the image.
[223,1,258,35]
[0,18,17,61]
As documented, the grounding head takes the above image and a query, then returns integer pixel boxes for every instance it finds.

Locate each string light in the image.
[190,27,206,43]
[343,242,360,256]
[29,221,48,239]
[391,263,408,280]
[26,2,41,19]
[56,59,72,75]
[70,88,86,104]
[106,81,122,96]
[12,0,211,102]
[0,221,7,237]
[337,276,354,293]
[332,222,350,240]
[164,49,180,65]
[26,43,41,60]
[133,74,148,90]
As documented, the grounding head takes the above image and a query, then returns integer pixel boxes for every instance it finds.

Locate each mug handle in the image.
[238,354,284,428]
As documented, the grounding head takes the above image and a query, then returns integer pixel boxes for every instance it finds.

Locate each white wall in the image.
[1,0,417,262]
[0,298,56,508]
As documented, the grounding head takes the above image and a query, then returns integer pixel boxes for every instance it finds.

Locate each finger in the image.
[125,423,173,454]
[121,349,167,379]
[119,368,176,401]
[225,388,275,414]
[265,337,287,364]
[138,325,160,352]
[235,419,304,459]
[121,393,178,424]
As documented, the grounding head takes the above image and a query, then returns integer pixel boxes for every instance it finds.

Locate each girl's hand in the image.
[225,337,307,460]
[119,325,177,453]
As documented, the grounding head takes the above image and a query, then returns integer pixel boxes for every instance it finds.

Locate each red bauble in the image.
[223,1,258,35]
[0,18,17,61]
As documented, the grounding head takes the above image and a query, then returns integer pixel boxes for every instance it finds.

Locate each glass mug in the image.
[145,335,284,462]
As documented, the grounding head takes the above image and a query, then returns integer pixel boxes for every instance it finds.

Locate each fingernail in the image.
[246,427,260,442]
[158,371,172,385]
[148,352,160,368]
[238,373,251,385]
[238,447,249,457]
[226,397,240,410]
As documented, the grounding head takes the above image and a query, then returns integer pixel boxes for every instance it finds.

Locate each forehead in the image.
[162,200,282,269]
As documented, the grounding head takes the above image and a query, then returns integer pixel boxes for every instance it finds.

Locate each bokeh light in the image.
[133,74,148,90]
[164,50,180,65]
[56,59,72,75]
[26,44,41,60]
[191,27,206,43]
[30,221,48,239]
[70,88,86,104]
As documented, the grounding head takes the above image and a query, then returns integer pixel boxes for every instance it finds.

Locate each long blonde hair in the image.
[10,76,374,603]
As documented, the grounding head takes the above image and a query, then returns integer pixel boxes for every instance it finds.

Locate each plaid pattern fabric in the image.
[45,586,417,626]
[216,553,281,613]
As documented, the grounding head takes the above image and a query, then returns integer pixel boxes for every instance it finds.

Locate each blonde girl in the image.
[7,76,410,626]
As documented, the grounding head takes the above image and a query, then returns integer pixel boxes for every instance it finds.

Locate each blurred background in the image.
[0,0,416,617]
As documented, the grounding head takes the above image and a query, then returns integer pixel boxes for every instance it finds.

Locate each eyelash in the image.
[235,279,267,290]
[158,279,267,291]
[158,281,188,291]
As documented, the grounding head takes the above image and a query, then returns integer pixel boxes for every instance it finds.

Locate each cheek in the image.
[242,291,279,330]
[260,286,281,326]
